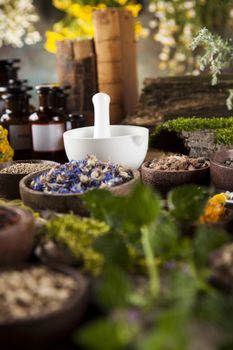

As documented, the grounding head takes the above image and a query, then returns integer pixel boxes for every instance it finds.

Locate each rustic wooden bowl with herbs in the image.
[0,205,34,267]
[141,155,210,196]
[210,149,233,191]
[19,168,140,215]
[0,160,58,200]
[0,264,89,349]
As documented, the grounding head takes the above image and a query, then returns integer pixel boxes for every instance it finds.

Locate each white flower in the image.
[148,3,157,13]
[184,1,194,10]
[0,0,40,48]
[159,52,169,61]
[175,52,186,62]
[149,20,158,29]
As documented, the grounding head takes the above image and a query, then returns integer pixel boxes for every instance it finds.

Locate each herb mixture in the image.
[147,155,209,171]
[30,155,133,194]
[0,162,55,175]
[0,266,77,321]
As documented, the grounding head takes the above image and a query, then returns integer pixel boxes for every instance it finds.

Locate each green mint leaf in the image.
[76,318,126,350]
[194,224,230,267]
[167,185,209,222]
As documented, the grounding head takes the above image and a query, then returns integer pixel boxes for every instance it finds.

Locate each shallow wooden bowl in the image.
[0,205,34,267]
[0,264,89,349]
[141,161,210,196]
[19,169,140,214]
[210,149,233,191]
[0,160,58,200]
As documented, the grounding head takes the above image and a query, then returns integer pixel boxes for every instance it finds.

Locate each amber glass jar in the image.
[0,88,32,160]
[29,86,66,163]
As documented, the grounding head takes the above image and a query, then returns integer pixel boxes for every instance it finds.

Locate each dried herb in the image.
[46,214,110,275]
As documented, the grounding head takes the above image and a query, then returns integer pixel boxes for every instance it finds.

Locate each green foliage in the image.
[84,183,162,298]
[150,211,179,259]
[191,28,233,86]
[96,265,133,310]
[152,117,233,145]
[76,318,132,350]
[167,185,209,222]
[94,233,130,268]
[193,224,230,268]
[46,214,109,275]
[83,183,162,233]
[66,183,233,350]
[191,28,233,109]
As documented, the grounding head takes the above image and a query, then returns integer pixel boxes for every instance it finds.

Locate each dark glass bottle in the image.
[66,113,86,131]
[29,86,66,163]
[0,78,27,115]
[0,88,32,160]
[0,59,20,85]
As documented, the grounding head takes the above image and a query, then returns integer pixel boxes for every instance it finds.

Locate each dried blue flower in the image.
[29,155,133,194]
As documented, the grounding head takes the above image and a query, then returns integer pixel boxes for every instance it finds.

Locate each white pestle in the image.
[92,92,111,138]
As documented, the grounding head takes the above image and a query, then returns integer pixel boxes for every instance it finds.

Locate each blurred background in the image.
[0,0,233,105]
[0,0,161,104]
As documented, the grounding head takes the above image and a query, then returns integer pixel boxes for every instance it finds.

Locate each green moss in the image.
[46,214,110,275]
[152,117,233,145]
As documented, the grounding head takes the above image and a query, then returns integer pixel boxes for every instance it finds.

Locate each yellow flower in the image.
[44,31,65,53]
[134,22,149,39]
[200,193,229,224]
[116,0,128,5]
[46,2,143,53]
[53,0,72,11]
[126,4,142,17]
[0,126,14,162]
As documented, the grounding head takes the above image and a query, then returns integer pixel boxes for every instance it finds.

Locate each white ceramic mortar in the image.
[63,93,149,169]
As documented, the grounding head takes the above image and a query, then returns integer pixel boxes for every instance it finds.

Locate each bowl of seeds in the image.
[210,149,233,191]
[0,160,58,200]
[141,154,210,195]
[0,264,89,348]
[19,155,140,214]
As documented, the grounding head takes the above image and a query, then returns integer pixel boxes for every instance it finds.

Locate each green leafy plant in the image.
[69,183,233,350]
[191,28,233,109]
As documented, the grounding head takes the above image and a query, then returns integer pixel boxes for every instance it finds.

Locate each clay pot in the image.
[210,149,233,191]
[19,170,140,214]
[0,206,34,266]
[141,161,210,196]
[0,264,89,349]
[0,160,58,200]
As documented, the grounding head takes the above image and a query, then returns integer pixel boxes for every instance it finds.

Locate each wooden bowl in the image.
[0,205,34,267]
[0,264,89,349]
[0,160,58,200]
[19,170,140,214]
[141,161,210,196]
[210,149,233,191]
